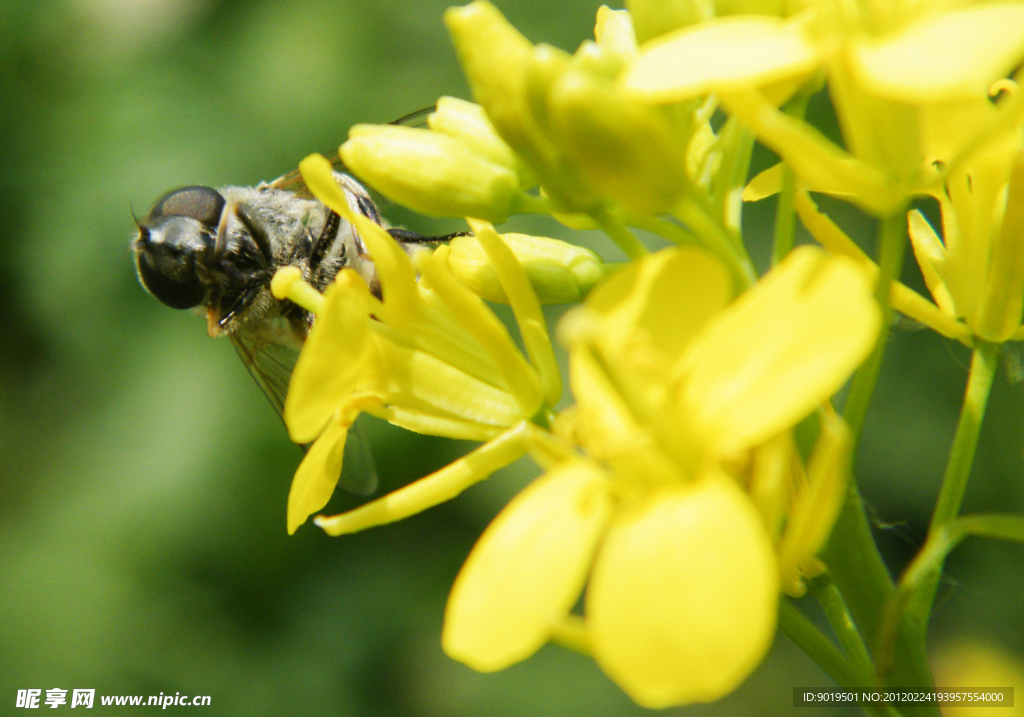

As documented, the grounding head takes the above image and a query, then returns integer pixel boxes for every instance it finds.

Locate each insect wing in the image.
[340,416,378,495]
[230,332,295,418]
[268,151,349,197]
[230,334,378,495]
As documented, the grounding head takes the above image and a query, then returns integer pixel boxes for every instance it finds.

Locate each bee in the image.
[131,123,458,494]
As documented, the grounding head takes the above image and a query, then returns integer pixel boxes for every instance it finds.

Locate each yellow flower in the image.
[442,245,879,706]
[625,1,1024,213]
[782,137,1024,344]
[909,143,1024,343]
[272,154,561,534]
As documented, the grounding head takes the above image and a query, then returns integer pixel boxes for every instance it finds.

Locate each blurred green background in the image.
[1,0,1022,714]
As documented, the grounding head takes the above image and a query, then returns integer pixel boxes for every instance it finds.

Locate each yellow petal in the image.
[299,154,420,316]
[588,476,778,707]
[974,145,1024,342]
[907,209,957,316]
[675,247,880,455]
[317,422,535,536]
[563,247,733,361]
[565,343,686,483]
[369,405,504,442]
[413,247,543,416]
[375,336,525,429]
[284,282,380,444]
[442,460,613,671]
[749,430,796,539]
[623,16,819,103]
[743,163,784,201]
[849,2,1024,102]
[794,191,972,342]
[719,89,902,214]
[744,162,860,202]
[777,415,851,597]
[286,414,350,534]
[460,222,562,405]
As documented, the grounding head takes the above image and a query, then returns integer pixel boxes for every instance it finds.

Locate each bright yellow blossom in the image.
[271,154,561,534]
[779,138,1024,344]
[625,1,1024,213]
[442,245,879,706]
[909,143,1024,343]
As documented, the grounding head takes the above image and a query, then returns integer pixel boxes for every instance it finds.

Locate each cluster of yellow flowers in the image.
[271,0,1024,708]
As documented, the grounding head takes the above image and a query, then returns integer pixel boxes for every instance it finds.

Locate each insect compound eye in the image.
[147,185,226,229]
[134,213,213,311]
[135,246,207,309]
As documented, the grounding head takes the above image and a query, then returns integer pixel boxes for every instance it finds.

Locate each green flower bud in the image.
[341,124,527,223]
[548,69,689,214]
[444,3,551,179]
[448,232,608,304]
[570,40,623,80]
[427,97,535,187]
[626,0,710,44]
[594,6,638,66]
[524,44,573,134]
[445,1,601,212]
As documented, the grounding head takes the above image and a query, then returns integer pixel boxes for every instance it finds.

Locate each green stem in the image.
[673,198,758,289]
[772,81,815,266]
[712,117,755,246]
[778,599,858,687]
[808,575,876,686]
[624,212,699,246]
[821,209,939,714]
[624,212,755,290]
[929,341,1000,530]
[875,513,1024,679]
[819,484,894,654]
[874,342,1000,675]
[843,211,907,439]
[778,601,897,717]
[822,211,908,642]
[591,207,648,260]
[772,164,798,265]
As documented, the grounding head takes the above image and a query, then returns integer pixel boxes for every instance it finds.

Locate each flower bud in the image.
[340,124,525,223]
[627,0,709,44]
[444,3,552,181]
[428,96,535,187]
[448,232,607,304]
[594,6,638,66]
[548,69,689,214]
[522,43,572,143]
[570,40,623,80]
[446,1,601,212]
[627,0,783,44]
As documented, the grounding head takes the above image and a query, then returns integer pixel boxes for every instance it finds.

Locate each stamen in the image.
[271,267,325,316]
